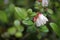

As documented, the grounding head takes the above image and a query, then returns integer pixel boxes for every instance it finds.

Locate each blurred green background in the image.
[0,0,60,40]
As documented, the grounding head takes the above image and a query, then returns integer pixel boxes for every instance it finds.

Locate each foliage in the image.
[0,0,60,40]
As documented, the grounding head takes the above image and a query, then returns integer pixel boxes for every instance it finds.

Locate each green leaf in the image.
[15,32,23,38]
[34,1,42,10]
[40,8,44,12]
[27,9,32,13]
[17,26,24,32]
[50,23,60,37]
[14,20,20,27]
[15,7,27,20]
[0,11,8,23]
[47,9,53,14]
[40,25,49,32]
[7,27,17,35]
[22,20,34,26]
[30,12,36,17]
[27,26,36,33]
[27,9,37,17]
[9,3,15,13]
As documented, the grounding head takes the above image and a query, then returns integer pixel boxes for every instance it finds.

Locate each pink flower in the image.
[34,12,48,27]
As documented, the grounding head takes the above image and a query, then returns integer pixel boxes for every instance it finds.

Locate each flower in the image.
[33,12,48,27]
[42,0,49,7]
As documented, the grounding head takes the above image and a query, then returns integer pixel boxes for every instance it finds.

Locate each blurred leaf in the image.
[14,20,20,27]
[27,9,33,14]
[15,32,23,38]
[9,3,15,13]
[27,9,36,18]
[47,9,53,14]
[50,23,60,37]
[0,11,8,23]
[15,7,27,20]
[40,8,44,12]
[27,9,37,17]
[17,26,24,32]
[30,12,37,17]
[22,20,34,26]
[27,26,36,33]
[40,25,49,32]
[7,27,17,35]
[34,1,42,10]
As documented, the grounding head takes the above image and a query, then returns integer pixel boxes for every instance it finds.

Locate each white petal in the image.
[43,16,48,21]
[38,20,42,26]
[41,14,48,21]
[39,18,45,25]
[39,14,48,24]
[38,15,44,25]
[36,18,40,26]
[43,19,47,24]
[38,16,43,24]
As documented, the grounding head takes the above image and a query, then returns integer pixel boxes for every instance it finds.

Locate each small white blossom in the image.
[34,13,48,27]
[42,0,49,7]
